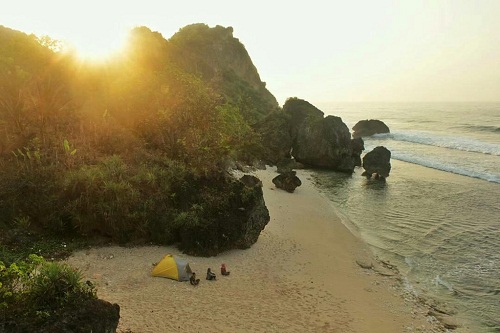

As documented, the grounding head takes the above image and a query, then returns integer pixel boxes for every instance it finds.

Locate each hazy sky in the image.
[2,0,499,104]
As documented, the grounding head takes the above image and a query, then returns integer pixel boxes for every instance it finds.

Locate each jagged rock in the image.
[352,119,390,138]
[292,115,354,172]
[283,98,324,140]
[272,171,302,193]
[362,146,391,179]
[178,175,269,256]
[169,24,279,121]
[256,98,355,172]
[351,137,364,167]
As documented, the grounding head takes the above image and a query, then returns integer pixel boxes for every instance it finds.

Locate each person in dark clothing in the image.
[190,272,200,285]
[220,263,230,276]
[206,268,217,280]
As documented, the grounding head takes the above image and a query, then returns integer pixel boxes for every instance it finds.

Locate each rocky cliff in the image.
[256,98,356,172]
[168,24,279,122]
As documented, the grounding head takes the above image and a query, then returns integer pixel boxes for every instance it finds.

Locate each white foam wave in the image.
[372,131,500,156]
[391,152,500,184]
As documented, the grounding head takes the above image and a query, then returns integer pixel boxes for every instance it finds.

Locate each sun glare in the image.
[65,31,127,62]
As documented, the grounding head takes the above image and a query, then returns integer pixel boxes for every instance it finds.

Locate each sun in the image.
[64,30,127,62]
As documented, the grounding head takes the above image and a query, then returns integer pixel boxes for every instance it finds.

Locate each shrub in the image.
[0,255,96,330]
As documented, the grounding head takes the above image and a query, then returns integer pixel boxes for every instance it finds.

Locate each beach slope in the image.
[66,167,446,332]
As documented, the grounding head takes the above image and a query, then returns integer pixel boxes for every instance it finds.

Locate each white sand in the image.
[66,167,458,332]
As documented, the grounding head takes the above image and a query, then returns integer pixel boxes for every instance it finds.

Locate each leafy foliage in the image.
[0,255,96,330]
[0,23,275,248]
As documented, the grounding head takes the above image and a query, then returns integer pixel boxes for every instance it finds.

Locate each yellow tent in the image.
[151,254,192,281]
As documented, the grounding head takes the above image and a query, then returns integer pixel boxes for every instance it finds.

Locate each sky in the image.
[1,0,499,104]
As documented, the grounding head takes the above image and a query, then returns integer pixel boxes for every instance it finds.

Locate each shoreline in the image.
[66,166,463,332]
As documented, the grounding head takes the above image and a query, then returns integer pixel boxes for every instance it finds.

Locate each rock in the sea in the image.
[256,98,356,173]
[272,171,302,193]
[292,115,354,172]
[351,137,365,167]
[352,119,390,138]
[362,146,391,179]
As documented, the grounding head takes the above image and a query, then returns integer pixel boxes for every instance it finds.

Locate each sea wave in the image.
[454,124,500,134]
[372,131,500,156]
[390,152,500,184]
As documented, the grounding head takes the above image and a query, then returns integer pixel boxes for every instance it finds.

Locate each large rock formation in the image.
[272,171,302,193]
[256,98,356,172]
[292,114,354,171]
[352,119,390,138]
[178,175,270,256]
[362,146,391,179]
[168,24,279,121]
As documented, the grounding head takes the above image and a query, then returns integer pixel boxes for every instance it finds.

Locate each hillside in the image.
[0,23,276,255]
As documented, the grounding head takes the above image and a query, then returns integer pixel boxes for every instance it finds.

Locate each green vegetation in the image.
[0,255,97,331]
[0,23,280,253]
[0,22,278,329]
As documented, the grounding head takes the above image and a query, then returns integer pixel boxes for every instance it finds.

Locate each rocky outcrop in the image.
[351,137,365,167]
[352,119,390,138]
[178,175,270,256]
[362,146,391,179]
[255,98,357,172]
[291,114,354,172]
[169,24,279,121]
[272,171,302,193]
[283,98,324,139]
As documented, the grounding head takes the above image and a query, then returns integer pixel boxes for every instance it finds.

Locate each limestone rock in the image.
[256,98,356,173]
[272,171,302,193]
[362,146,391,179]
[178,175,270,256]
[352,119,390,138]
[292,115,354,172]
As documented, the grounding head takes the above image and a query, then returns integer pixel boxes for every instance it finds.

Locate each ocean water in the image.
[313,102,500,332]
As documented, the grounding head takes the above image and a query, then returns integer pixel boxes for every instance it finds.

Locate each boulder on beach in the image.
[362,146,391,180]
[272,171,302,193]
[352,119,390,138]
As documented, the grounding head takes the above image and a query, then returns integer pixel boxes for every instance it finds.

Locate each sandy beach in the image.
[66,167,453,333]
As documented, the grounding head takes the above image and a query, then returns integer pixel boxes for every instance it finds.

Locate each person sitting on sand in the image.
[221,263,230,276]
[190,272,200,286]
[206,268,217,280]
